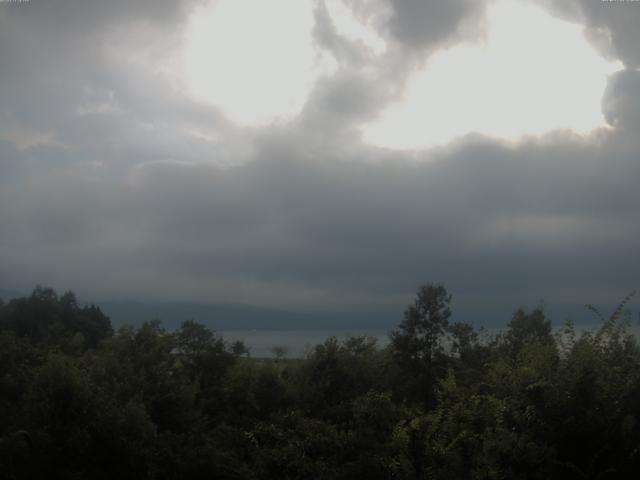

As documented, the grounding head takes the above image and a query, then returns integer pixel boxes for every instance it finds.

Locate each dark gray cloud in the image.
[0,0,638,327]
[386,0,489,51]
[539,0,640,68]
[0,0,228,165]
[1,0,202,34]
[579,0,640,68]
[602,69,640,128]
[2,126,638,317]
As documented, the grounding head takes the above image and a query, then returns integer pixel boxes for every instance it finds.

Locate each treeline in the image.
[1,285,639,479]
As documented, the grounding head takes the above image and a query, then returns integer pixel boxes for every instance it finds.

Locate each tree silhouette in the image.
[390,283,452,406]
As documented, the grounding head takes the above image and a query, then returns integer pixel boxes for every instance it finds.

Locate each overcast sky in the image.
[1,0,639,326]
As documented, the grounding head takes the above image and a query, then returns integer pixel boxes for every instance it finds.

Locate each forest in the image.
[1,284,639,479]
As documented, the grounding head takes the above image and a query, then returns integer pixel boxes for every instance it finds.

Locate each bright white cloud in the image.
[362,0,622,150]
[324,0,387,55]
[182,0,336,126]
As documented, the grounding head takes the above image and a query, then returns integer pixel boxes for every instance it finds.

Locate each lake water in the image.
[221,329,391,358]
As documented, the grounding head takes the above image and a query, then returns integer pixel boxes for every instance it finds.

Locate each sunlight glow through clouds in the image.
[183,0,621,143]
[362,0,623,150]
[183,0,337,126]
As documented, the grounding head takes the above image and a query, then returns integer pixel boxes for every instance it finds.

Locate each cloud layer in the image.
[1,0,638,326]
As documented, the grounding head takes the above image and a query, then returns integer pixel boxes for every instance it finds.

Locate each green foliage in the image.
[0,286,112,349]
[231,339,251,357]
[504,308,554,356]
[300,335,385,416]
[391,284,452,366]
[1,285,639,479]
[390,284,452,407]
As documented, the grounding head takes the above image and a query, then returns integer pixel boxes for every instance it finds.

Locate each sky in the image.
[1,0,639,328]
